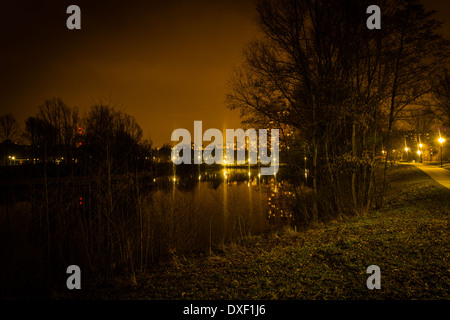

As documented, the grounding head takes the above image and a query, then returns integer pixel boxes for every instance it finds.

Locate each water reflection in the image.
[1,164,296,231]
[154,165,295,229]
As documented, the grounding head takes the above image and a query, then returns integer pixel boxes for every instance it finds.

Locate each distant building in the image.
[0,140,32,166]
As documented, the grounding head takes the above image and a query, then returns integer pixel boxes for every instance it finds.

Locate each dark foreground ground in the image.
[84,164,449,300]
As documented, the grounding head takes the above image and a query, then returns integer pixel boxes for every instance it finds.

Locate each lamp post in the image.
[304,156,307,180]
[418,143,423,163]
[438,137,445,167]
[404,146,409,161]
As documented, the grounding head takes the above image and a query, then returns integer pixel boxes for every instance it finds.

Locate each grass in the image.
[81,164,450,300]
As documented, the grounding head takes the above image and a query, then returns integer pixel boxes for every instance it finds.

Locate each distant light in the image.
[417,150,421,155]
[11,156,15,160]
[438,137,445,144]
[419,144,423,148]
[404,147,409,152]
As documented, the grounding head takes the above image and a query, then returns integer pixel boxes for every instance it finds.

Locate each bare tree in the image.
[0,113,19,143]
[378,0,449,206]
[433,69,450,127]
[227,0,389,222]
[227,0,449,224]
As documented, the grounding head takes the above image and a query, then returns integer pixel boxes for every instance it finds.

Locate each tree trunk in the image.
[351,121,357,211]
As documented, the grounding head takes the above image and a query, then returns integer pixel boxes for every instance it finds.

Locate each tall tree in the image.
[0,113,19,143]
[378,0,449,206]
[83,104,143,174]
[227,0,449,224]
[433,69,450,127]
[37,97,79,162]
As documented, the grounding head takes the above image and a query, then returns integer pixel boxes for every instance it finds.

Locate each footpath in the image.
[413,162,450,189]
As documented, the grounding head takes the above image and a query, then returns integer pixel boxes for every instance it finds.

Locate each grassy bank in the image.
[84,164,449,300]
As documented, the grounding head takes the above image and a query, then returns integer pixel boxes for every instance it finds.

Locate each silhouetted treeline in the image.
[18,98,154,174]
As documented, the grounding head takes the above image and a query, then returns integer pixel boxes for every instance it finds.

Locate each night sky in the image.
[0,0,448,146]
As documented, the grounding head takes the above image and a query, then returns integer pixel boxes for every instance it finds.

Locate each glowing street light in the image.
[438,136,445,167]
[404,146,409,161]
[417,143,423,163]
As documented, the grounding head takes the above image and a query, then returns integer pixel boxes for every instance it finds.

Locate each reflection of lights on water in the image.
[267,181,295,221]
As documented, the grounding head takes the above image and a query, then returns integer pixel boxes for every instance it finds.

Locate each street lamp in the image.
[438,137,445,167]
[418,144,423,163]
[404,146,409,161]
